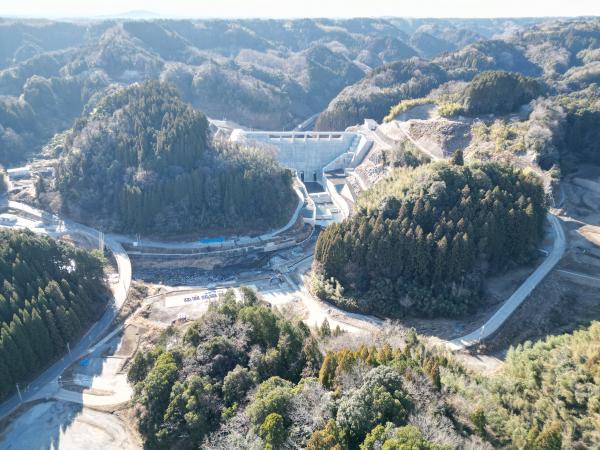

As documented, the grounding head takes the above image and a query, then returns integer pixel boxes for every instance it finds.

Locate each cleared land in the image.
[0,401,138,450]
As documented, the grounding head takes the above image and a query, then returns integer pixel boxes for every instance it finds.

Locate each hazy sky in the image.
[1,0,599,19]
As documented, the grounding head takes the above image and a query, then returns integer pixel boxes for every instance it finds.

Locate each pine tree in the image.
[9,315,39,372]
[451,149,464,166]
[0,339,14,390]
[0,326,26,381]
[42,308,64,356]
[319,353,337,389]
[30,308,53,361]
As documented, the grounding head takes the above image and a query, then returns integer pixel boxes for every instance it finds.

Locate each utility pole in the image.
[99,231,104,252]
[16,383,22,402]
[67,342,71,355]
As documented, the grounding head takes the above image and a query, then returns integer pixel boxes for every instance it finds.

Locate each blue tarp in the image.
[79,358,90,367]
[199,237,225,244]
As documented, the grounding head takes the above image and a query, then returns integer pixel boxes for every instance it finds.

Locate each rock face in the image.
[375,117,471,160]
[404,119,472,157]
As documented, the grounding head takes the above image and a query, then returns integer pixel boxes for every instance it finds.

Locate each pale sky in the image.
[1,0,599,19]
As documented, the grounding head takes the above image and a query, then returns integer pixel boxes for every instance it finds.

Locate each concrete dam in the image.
[230,128,374,225]
[230,130,372,183]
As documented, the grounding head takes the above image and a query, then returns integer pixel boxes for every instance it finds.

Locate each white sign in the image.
[164,290,220,308]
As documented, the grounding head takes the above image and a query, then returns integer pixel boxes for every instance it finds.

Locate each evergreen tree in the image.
[9,315,38,372]
[450,149,464,166]
[0,229,108,401]
[51,81,295,235]
[314,162,546,318]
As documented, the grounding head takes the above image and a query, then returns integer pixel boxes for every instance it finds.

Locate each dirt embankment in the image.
[404,119,472,157]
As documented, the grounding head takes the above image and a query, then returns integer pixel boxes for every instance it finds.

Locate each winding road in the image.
[0,127,567,421]
[448,212,565,350]
[281,210,565,349]
[377,122,567,350]
[0,198,132,420]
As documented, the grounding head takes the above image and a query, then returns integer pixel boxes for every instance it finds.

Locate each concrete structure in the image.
[231,130,371,184]
[6,166,31,179]
[230,128,373,224]
[364,119,378,130]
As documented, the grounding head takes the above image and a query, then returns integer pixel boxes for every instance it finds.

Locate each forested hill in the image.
[128,286,600,448]
[0,230,108,400]
[0,17,529,166]
[314,161,547,318]
[314,59,448,131]
[458,71,546,116]
[0,18,597,165]
[45,81,296,235]
[316,19,600,131]
[128,288,322,448]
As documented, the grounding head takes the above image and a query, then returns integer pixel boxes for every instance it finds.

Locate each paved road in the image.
[281,257,382,334]
[0,199,132,420]
[378,121,567,350]
[284,211,563,344]
[448,213,566,350]
[97,181,305,251]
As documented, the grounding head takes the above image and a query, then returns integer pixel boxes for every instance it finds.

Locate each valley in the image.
[0,11,599,450]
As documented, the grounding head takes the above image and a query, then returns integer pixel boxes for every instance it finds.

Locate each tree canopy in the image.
[49,81,296,235]
[314,161,547,318]
[129,288,321,448]
[0,230,108,400]
[460,71,546,116]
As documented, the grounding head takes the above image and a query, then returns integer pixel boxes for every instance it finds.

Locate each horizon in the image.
[1,0,599,20]
[1,13,593,22]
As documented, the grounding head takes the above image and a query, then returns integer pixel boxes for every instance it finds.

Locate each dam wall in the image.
[231,130,359,183]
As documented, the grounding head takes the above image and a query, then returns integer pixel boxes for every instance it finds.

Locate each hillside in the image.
[170,44,366,129]
[315,19,600,132]
[459,71,546,116]
[504,18,600,78]
[355,36,418,68]
[0,17,520,166]
[0,230,108,400]
[552,85,600,170]
[447,321,600,448]
[128,289,322,448]
[313,161,546,318]
[410,29,458,58]
[434,40,542,78]
[129,287,600,449]
[315,59,448,130]
[43,81,296,235]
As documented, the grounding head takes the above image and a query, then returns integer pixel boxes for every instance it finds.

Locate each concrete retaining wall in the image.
[350,136,373,167]
[324,175,350,219]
